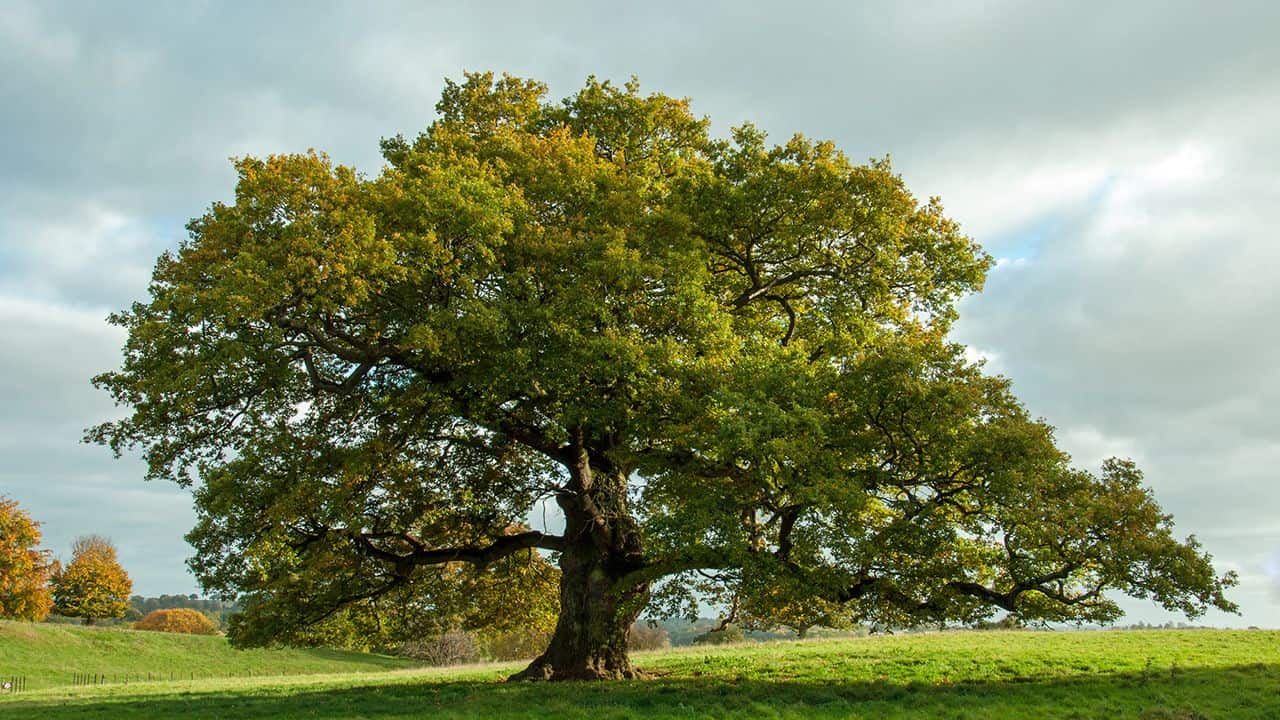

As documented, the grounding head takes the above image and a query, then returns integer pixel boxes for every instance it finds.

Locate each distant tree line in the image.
[1,499,133,626]
[1119,621,1209,630]
[126,594,239,629]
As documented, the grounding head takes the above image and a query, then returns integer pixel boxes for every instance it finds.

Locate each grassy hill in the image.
[1,629,1277,719]
[0,619,414,691]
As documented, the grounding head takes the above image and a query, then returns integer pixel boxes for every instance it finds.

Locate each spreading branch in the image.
[345,530,565,572]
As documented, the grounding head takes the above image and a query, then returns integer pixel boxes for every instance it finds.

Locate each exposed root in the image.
[507,654,650,682]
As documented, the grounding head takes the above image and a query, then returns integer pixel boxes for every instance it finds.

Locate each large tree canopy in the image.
[91,72,1235,680]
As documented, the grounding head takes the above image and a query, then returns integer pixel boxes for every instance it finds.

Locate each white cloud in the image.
[0,294,198,595]
[0,0,80,65]
[950,84,1280,627]
[919,154,1110,245]
[2,0,1279,620]
[1056,425,1142,469]
[0,203,158,307]
[961,345,1002,374]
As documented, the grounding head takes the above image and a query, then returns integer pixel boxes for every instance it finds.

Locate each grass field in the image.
[1,629,1276,719]
[0,619,414,691]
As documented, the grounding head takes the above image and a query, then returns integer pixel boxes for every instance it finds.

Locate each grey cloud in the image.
[0,298,196,595]
[1,0,1277,621]
[7,2,1280,211]
[949,89,1280,626]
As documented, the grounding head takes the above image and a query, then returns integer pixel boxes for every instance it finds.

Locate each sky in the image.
[1,1,1277,626]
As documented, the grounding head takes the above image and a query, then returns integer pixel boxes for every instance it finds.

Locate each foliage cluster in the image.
[50,536,132,624]
[226,550,559,653]
[477,627,555,662]
[131,594,238,615]
[0,496,54,621]
[133,607,220,635]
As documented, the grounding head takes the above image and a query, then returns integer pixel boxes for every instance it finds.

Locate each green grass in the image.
[1,629,1276,719]
[0,619,413,690]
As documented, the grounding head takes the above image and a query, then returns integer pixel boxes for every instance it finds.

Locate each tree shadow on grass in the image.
[2,663,1276,720]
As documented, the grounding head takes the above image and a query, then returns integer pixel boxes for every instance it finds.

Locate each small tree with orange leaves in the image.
[0,496,54,621]
[52,535,132,625]
[134,607,218,635]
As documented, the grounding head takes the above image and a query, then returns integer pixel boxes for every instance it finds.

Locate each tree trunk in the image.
[510,447,648,681]
[509,534,648,680]
[83,617,95,626]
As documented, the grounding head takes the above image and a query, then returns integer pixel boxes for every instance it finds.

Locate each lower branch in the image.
[345,529,565,571]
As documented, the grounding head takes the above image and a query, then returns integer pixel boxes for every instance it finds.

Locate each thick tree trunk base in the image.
[508,653,648,682]
[504,543,650,682]
[511,461,650,682]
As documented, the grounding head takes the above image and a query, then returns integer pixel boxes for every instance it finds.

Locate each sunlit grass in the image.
[2,629,1276,719]
[0,619,413,691]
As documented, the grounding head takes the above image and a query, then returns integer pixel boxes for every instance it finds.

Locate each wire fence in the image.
[0,669,288,693]
[72,671,200,686]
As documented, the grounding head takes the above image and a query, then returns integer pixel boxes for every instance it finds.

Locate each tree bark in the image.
[509,532,648,680]
[509,447,648,681]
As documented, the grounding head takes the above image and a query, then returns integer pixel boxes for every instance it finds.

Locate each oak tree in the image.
[52,535,133,624]
[0,496,55,621]
[91,73,1236,680]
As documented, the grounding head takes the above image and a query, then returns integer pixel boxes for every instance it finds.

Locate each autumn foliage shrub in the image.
[0,496,55,621]
[133,607,218,635]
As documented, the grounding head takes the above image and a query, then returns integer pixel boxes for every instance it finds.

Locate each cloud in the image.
[1,1,1277,622]
[0,204,162,308]
[1055,426,1141,469]
[948,86,1280,626]
[0,0,80,65]
[0,296,197,595]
